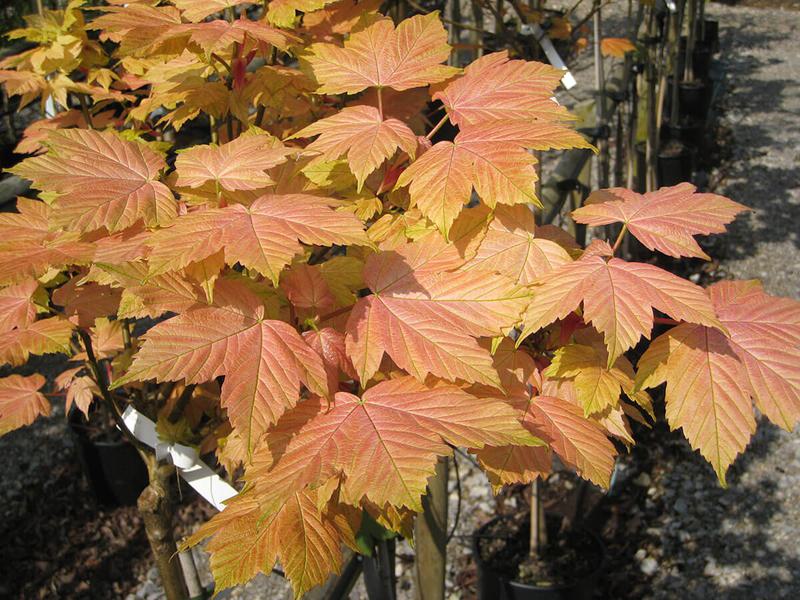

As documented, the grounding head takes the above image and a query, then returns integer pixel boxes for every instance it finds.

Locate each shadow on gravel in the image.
[712,26,800,260]
[600,403,800,599]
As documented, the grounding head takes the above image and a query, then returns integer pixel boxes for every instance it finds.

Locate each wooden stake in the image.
[414,458,449,600]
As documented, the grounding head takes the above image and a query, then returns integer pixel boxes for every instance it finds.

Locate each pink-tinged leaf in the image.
[168,18,299,54]
[56,368,97,418]
[147,194,368,283]
[114,284,328,450]
[305,12,458,95]
[636,323,756,485]
[709,280,800,431]
[282,265,335,313]
[186,490,354,597]
[302,328,356,393]
[174,134,295,191]
[521,243,722,365]
[248,376,541,513]
[573,183,748,259]
[478,392,617,489]
[432,51,569,126]
[173,0,252,22]
[345,243,530,386]
[0,374,50,435]
[0,317,74,366]
[292,105,417,190]
[461,205,572,285]
[0,280,40,333]
[52,280,121,328]
[9,129,176,232]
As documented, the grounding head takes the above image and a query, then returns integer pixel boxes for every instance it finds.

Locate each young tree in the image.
[0,2,797,598]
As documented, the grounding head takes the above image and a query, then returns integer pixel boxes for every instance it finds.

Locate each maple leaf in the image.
[0,70,47,109]
[305,12,458,95]
[0,199,94,286]
[461,205,572,285]
[544,342,652,417]
[600,37,637,58]
[708,281,800,431]
[113,280,328,450]
[268,0,337,27]
[302,328,356,394]
[573,184,748,259]
[14,109,116,155]
[345,242,529,387]
[477,393,617,489]
[174,133,295,191]
[395,122,589,236]
[291,105,417,190]
[173,0,252,23]
[301,0,383,39]
[55,367,98,418]
[0,280,42,334]
[10,129,176,233]
[88,4,184,57]
[520,240,722,365]
[282,265,335,313]
[636,281,800,483]
[96,262,205,320]
[146,194,368,284]
[247,376,542,513]
[168,18,300,55]
[0,374,50,436]
[636,323,755,484]
[186,489,355,597]
[0,317,74,367]
[52,280,122,328]
[432,51,570,126]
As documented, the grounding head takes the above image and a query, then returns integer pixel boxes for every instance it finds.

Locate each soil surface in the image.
[1,1,798,599]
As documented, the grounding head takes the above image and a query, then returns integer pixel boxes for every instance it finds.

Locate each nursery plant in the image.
[1,1,798,598]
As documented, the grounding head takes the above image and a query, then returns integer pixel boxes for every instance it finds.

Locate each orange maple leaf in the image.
[520,240,722,364]
[174,133,295,191]
[0,374,50,435]
[573,183,748,259]
[432,51,570,126]
[345,240,530,387]
[291,105,417,190]
[10,129,176,233]
[636,280,800,483]
[246,376,541,514]
[114,280,328,450]
[305,12,458,95]
[146,194,368,284]
[600,37,637,58]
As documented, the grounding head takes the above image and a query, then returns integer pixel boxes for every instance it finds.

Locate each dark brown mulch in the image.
[0,434,215,600]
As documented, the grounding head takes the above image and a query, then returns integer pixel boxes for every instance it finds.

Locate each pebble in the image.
[640,557,659,576]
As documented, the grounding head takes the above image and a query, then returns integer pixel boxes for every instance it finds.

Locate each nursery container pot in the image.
[473,515,606,600]
[69,409,149,507]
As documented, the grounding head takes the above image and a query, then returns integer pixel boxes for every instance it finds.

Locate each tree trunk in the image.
[138,458,188,600]
[414,458,449,600]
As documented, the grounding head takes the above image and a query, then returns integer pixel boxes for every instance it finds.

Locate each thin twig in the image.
[78,329,150,454]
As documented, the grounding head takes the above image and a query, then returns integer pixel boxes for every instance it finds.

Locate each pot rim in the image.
[472,514,607,592]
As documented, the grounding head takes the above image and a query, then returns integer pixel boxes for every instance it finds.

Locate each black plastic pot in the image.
[678,79,711,119]
[473,516,606,600]
[677,37,713,82]
[667,117,705,151]
[69,410,148,507]
[696,19,719,54]
[635,141,694,190]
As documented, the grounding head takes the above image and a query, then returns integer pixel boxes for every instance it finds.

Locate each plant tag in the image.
[121,406,238,511]
[520,23,577,90]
